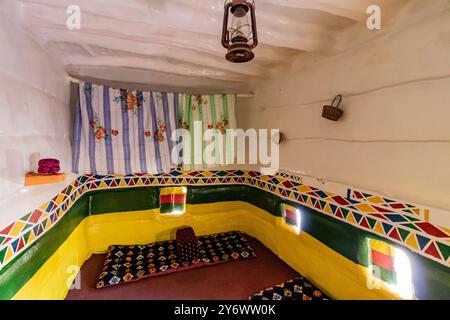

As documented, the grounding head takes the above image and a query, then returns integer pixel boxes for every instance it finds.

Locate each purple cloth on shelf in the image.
[38,166,60,174]
[38,159,60,167]
[38,159,60,174]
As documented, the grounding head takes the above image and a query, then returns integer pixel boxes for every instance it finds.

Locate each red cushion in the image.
[176,227,200,263]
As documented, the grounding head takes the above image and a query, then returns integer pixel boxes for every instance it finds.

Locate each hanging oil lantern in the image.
[221,0,258,63]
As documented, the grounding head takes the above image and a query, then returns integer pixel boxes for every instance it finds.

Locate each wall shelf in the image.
[24,172,68,186]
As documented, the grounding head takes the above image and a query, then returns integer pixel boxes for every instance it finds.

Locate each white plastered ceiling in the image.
[5,0,409,93]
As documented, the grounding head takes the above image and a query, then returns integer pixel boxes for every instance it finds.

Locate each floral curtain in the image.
[178,94,236,169]
[72,82,180,175]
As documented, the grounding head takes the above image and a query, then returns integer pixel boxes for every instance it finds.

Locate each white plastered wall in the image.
[0,5,72,227]
[236,1,450,226]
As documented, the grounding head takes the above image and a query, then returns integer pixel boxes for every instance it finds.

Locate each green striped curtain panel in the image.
[178,94,237,169]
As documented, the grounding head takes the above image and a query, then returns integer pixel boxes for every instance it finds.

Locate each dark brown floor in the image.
[66,237,299,300]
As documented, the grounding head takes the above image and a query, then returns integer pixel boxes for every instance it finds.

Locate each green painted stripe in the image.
[160,203,185,214]
[372,265,397,284]
[209,95,221,165]
[198,97,205,167]
[0,185,449,300]
[286,217,298,227]
[0,197,89,300]
[187,95,194,170]
[221,94,233,164]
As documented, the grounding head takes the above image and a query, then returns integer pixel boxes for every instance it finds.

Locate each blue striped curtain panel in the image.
[72,82,180,175]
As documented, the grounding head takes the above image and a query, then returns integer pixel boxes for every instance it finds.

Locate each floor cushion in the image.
[96,230,256,288]
[250,277,330,300]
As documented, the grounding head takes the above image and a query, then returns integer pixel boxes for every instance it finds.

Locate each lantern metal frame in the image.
[221,0,258,63]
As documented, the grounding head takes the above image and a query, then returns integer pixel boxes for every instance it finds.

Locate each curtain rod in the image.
[68,76,254,98]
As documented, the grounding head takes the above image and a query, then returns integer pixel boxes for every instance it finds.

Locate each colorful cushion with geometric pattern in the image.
[96,230,256,289]
[250,277,330,300]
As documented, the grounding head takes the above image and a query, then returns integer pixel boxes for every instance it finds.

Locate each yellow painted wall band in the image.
[160,187,187,196]
[12,202,400,300]
[282,204,297,213]
[369,239,395,257]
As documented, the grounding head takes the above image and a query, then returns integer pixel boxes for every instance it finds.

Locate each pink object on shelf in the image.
[38,158,60,175]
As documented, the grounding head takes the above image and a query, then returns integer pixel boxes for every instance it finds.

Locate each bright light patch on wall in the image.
[391,248,414,299]
[368,238,414,299]
[282,204,301,234]
[159,187,187,215]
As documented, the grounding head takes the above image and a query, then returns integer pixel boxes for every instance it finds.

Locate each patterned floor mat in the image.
[96,231,256,288]
[250,277,330,300]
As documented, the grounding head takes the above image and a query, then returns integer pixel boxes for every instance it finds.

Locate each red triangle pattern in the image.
[314,201,321,210]
[371,205,394,213]
[0,223,14,236]
[335,208,344,219]
[359,217,370,229]
[17,237,25,252]
[1,170,449,271]
[388,228,401,241]
[424,242,442,259]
